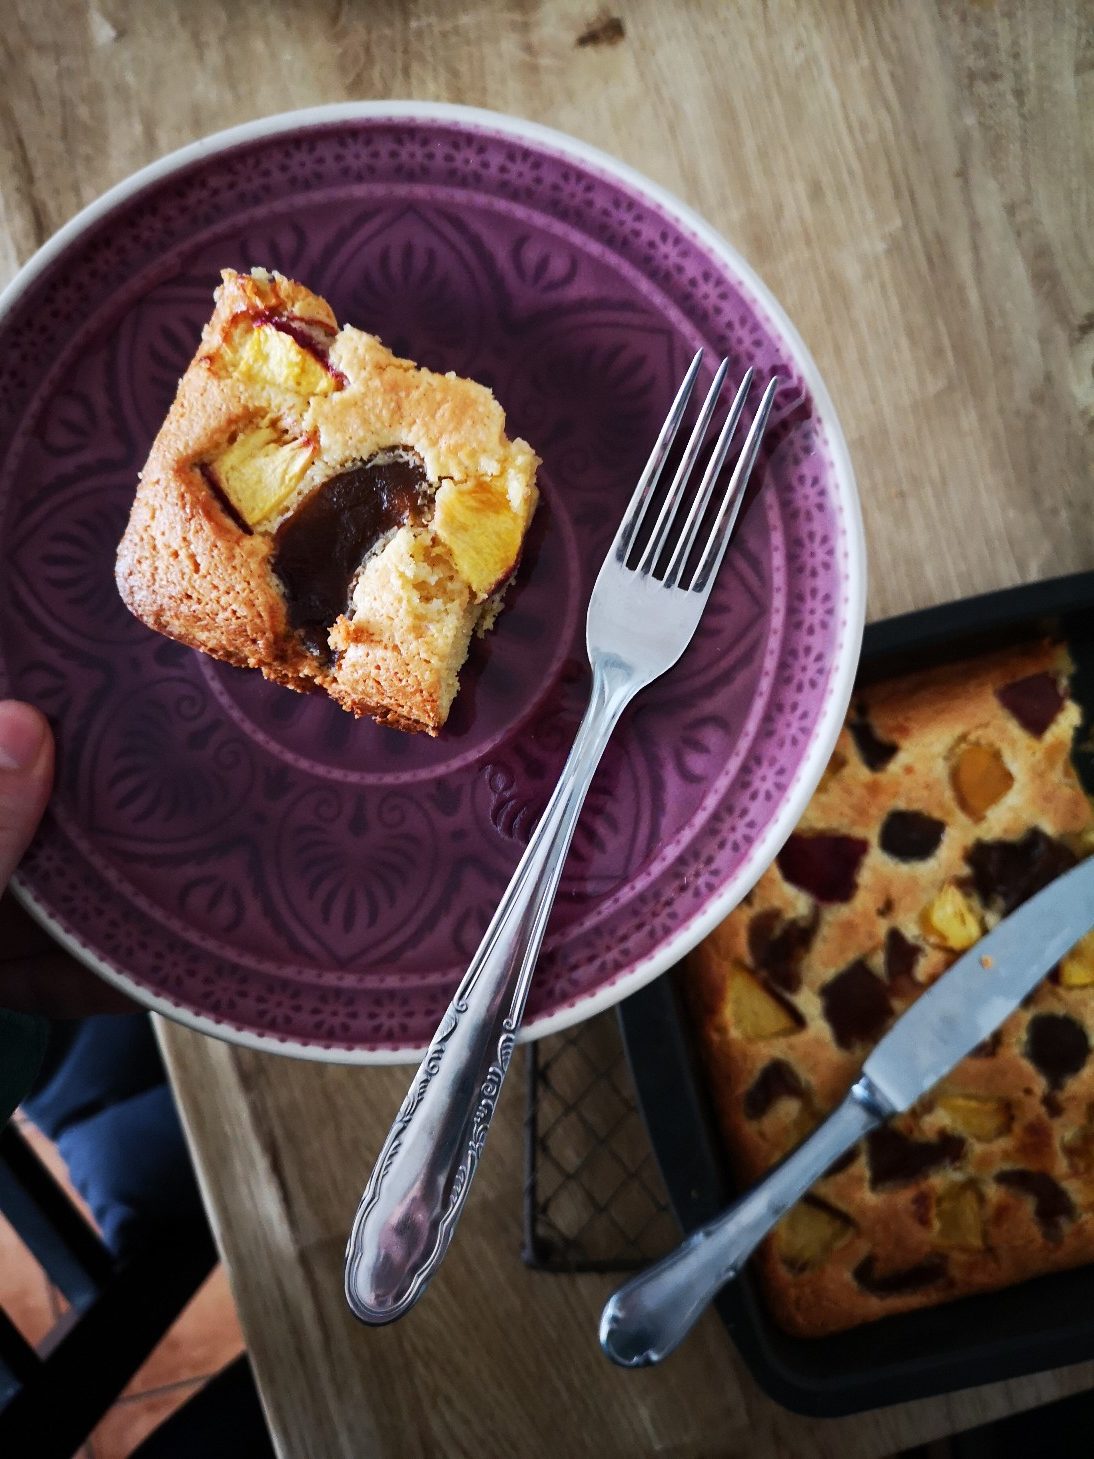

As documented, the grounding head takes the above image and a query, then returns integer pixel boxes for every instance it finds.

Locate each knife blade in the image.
[600,856,1094,1368]
[863,855,1094,1112]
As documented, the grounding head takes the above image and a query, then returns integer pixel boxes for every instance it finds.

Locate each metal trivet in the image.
[523,1010,677,1271]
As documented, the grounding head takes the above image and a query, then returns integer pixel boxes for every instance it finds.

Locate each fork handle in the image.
[345,659,634,1323]
[598,1076,891,1366]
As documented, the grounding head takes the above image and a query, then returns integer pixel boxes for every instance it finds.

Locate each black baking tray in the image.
[618,570,1094,1416]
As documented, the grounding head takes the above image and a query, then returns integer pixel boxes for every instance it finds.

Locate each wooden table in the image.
[5,1,1092,1454]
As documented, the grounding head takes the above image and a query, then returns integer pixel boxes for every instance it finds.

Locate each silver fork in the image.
[344,351,779,1324]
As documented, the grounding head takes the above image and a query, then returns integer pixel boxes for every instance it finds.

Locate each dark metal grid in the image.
[523,1010,677,1272]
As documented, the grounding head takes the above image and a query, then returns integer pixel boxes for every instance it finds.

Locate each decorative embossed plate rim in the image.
[0,102,865,1062]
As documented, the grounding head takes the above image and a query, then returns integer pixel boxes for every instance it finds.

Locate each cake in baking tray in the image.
[687,639,1094,1336]
[116,269,539,734]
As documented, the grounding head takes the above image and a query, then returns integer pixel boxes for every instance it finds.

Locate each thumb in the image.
[0,702,54,888]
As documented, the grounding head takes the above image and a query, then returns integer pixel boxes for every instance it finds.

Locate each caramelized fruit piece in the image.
[1025,1012,1090,1090]
[920,884,982,950]
[951,742,1014,820]
[252,308,338,359]
[880,810,945,861]
[818,748,847,791]
[884,928,923,993]
[866,1126,965,1188]
[967,829,1077,915]
[222,320,339,395]
[197,464,249,534]
[273,454,428,658]
[774,1197,854,1272]
[1063,1110,1094,1177]
[743,1059,805,1119]
[936,1092,1012,1140]
[853,1254,947,1295]
[724,964,801,1039]
[848,714,898,770]
[747,908,819,993]
[776,833,868,903]
[209,425,316,528]
[996,672,1065,737]
[434,475,533,598]
[1061,930,1094,988]
[935,1182,985,1249]
[820,959,893,1050]
[995,1169,1075,1239]
[782,1100,819,1155]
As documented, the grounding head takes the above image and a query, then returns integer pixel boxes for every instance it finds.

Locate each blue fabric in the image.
[25,1015,163,1140]
[23,1014,207,1257]
[56,1083,206,1255]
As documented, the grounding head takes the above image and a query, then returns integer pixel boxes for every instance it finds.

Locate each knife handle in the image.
[599,1075,892,1367]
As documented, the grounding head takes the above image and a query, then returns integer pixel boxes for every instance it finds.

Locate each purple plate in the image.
[0,104,864,1062]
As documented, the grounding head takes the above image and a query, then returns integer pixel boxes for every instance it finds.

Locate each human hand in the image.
[0,700,52,887]
[0,700,133,1015]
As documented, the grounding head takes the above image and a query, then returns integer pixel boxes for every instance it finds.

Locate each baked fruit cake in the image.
[116,268,539,733]
[687,640,1094,1337]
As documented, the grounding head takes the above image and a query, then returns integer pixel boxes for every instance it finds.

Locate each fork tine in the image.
[635,357,730,576]
[612,350,704,565]
[688,376,779,594]
[662,367,754,589]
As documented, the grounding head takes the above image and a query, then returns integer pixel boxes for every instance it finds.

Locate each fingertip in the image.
[0,701,52,774]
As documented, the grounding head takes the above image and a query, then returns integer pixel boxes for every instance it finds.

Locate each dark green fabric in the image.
[0,1007,48,1125]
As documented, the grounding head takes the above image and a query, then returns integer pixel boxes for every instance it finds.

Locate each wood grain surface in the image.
[3,1,1092,1455]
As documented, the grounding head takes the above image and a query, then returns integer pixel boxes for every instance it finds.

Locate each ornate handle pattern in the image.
[599,1076,893,1366]
[345,661,632,1323]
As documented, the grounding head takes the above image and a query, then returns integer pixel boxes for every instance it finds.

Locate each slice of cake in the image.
[686,640,1094,1336]
[116,268,539,733]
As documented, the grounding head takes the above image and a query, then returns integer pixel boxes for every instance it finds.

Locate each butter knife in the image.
[600,855,1094,1367]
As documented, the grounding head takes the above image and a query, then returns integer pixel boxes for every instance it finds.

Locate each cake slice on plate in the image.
[116,268,539,733]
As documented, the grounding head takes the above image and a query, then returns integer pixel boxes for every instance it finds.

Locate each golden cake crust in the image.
[687,640,1094,1336]
[116,269,539,732]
